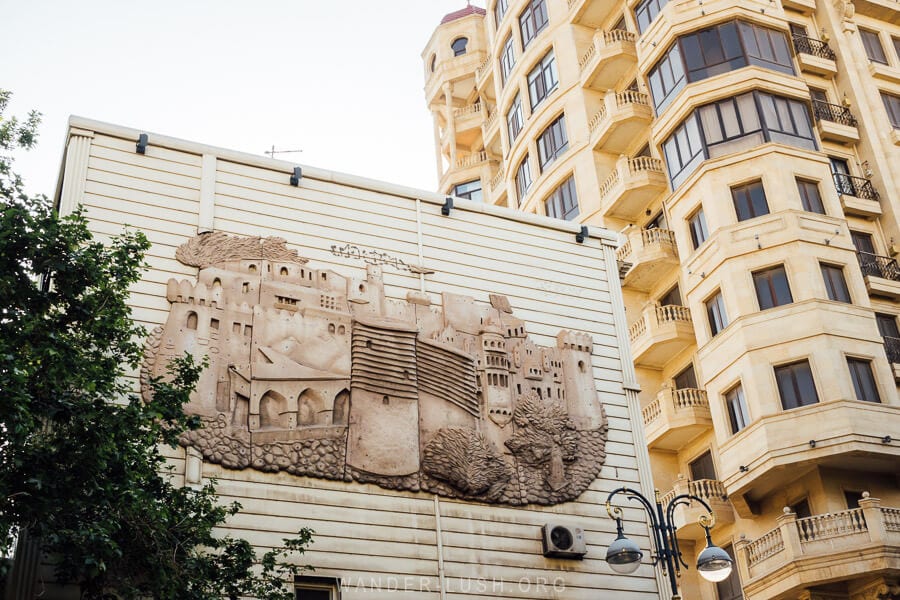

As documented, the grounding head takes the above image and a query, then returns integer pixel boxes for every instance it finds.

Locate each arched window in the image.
[451,37,468,56]
[186,311,198,330]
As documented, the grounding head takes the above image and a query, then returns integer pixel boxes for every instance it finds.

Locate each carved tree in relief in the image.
[422,428,512,500]
[505,392,578,492]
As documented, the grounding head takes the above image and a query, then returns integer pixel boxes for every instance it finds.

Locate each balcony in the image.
[858,252,900,299]
[834,173,881,219]
[661,478,734,540]
[568,0,619,27]
[590,91,653,154]
[780,0,816,12]
[642,387,712,450]
[617,228,679,292]
[629,304,694,369]
[883,336,900,382]
[580,30,637,91]
[598,156,668,221]
[474,53,493,92]
[812,101,859,144]
[793,35,837,78]
[719,400,900,513]
[439,151,497,197]
[453,102,485,133]
[738,497,900,600]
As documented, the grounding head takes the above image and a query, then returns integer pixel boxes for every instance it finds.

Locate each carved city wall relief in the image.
[143,232,609,505]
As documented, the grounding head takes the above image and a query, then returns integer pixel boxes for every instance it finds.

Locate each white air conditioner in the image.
[541,523,587,559]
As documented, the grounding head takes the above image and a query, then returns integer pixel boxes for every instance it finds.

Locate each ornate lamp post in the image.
[604,486,733,600]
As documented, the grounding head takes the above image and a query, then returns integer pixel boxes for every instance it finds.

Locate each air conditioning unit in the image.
[541,523,587,559]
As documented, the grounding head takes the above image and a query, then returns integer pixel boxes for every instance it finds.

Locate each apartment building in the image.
[423,1,900,599]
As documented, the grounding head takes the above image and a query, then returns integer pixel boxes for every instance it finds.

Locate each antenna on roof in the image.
[264,145,303,159]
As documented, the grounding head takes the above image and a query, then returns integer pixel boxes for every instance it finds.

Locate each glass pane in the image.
[772,31,792,66]
[789,100,812,137]
[759,94,778,129]
[720,22,743,60]
[755,273,774,309]
[776,366,799,409]
[685,115,703,154]
[699,105,723,144]
[877,313,900,338]
[736,93,761,131]
[699,28,725,65]
[750,182,769,216]
[795,363,818,406]
[719,100,741,138]
[772,268,793,305]
[681,34,704,72]
[740,21,760,57]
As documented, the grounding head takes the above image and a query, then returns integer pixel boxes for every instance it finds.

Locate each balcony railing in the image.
[641,387,708,426]
[579,29,637,70]
[813,100,857,127]
[629,304,692,342]
[857,252,900,281]
[489,165,505,191]
[455,151,488,169]
[796,508,866,543]
[833,173,879,200]
[792,34,836,60]
[616,227,676,263]
[660,478,727,507]
[883,336,900,363]
[453,103,483,118]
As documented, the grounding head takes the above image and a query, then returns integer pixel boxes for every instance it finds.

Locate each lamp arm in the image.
[664,493,718,571]
[606,487,667,563]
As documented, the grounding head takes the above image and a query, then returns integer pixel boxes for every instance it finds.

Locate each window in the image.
[845,490,865,509]
[453,179,483,202]
[753,265,793,310]
[499,35,515,84]
[507,94,524,142]
[679,21,793,83]
[882,92,900,129]
[821,263,851,303]
[635,0,669,34]
[647,43,686,112]
[705,290,728,336]
[515,155,533,200]
[494,0,509,27]
[797,179,825,214]
[663,91,816,188]
[791,498,812,518]
[715,544,743,600]
[689,450,717,480]
[527,51,558,109]
[775,360,819,409]
[296,577,339,599]
[544,175,578,221]
[894,36,900,61]
[519,0,548,49]
[860,28,887,64]
[674,362,696,388]
[660,285,682,307]
[688,207,708,249]
[847,358,880,402]
[451,37,468,56]
[877,312,900,338]
[847,358,881,402]
[725,384,750,434]
[537,114,568,170]
[732,180,769,221]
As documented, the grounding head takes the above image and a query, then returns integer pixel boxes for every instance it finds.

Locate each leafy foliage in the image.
[0,90,311,599]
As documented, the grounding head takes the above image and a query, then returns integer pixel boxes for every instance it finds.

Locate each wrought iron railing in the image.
[813,100,858,127]
[792,34,836,60]
[833,173,879,200]
[857,251,900,281]
[883,336,900,364]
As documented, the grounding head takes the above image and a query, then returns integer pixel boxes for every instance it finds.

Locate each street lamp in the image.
[604,486,733,600]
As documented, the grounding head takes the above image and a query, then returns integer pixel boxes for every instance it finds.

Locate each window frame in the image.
[527,50,559,110]
[453,179,483,202]
[515,154,533,202]
[847,357,881,403]
[797,178,825,214]
[507,93,524,143]
[543,175,579,221]
[688,206,709,249]
[752,264,793,310]
[494,0,509,28]
[820,262,851,303]
[881,92,900,129]
[634,0,669,34]
[451,37,469,57]
[519,0,549,49]
[724,383,750,434]
[536,113,569,171]
[295,576,340,600]
[775,359,819,410]
[860,28,888,64]
[731,179,770,221]
[499,35,516,84]
[705,289,728,337]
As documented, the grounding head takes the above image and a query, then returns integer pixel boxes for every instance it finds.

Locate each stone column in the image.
[776,507,802,561]
[443,82,458,169]
[858,492,884,544]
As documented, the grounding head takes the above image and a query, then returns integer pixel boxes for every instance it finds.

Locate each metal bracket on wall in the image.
[576,226,589,244]
[136,133,148,155]
[441,197,453,216]
[290,167,302,186]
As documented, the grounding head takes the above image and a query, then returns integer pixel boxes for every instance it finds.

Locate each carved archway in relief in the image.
[298,389,322,426]
[333,389,350,425]
[259,391,289,429]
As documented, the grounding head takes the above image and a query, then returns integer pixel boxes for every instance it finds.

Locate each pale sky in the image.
[1,0,481,197]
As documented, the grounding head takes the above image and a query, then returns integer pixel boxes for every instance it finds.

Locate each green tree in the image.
[0,90,312,599]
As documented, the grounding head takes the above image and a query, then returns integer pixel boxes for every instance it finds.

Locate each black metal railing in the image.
[792,35,836,60]
[813,100,858,127]
[883,336,900,363]
[833,173,879,200]
[857,252,900,281]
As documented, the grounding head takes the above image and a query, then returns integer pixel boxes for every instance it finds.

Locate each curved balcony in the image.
[642,386,712,450]
[660,478,734,540]
[590,91,653,155]
[579,29,637,91]
[834,173,881,219]
[617,227,679,292]
[738,497,900,600]
[597,156,668,221]
[719,400,900,515]
[858,252,900,300]
[629,303,694,369]
[813,101,859,145]
[793,35,838,78]
[568,0,619,27]
[439,151,498,197]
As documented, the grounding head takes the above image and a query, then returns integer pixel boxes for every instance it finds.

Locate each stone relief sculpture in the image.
[142,232,608,505]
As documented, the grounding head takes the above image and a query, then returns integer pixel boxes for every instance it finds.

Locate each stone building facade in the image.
[49,116,660,599]
[422,1,900,599]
